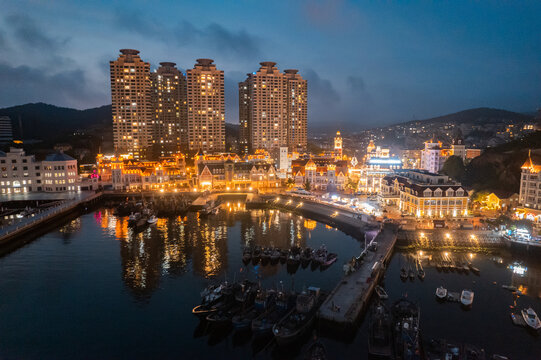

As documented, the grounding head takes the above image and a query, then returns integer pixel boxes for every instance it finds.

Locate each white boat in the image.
[147,215,158,224]
[521,307,541,330]
[460,289,474,307]
[435,286,447,300]
[375,285,388,300]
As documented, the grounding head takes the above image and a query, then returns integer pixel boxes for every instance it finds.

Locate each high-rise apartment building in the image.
[238,78,251,155]
[150,62,187,157]
[285,69,307,153]
[186,59,225,153]
[0,116,13,145]
[110,49,151,159]
[239,62,307,154]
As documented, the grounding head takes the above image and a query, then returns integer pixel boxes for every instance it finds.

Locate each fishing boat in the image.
[147,215,158,224]
[300,247,313,268]
[400,267,408,281]
[320,253,337,269]
[501,285,518,292]
[273,287,324,346]
[232,289,275,331]
[521,307,541,330]
[460,289,474,307]
[261,248,272,265]
[206,281,257,327]
[279,249,288,264]
[128,212,141,226]
[408,265,415,281]
[242,248,252,265]
[392,298,421,359]
[252,246,261,265]
[252,289,296,337]
[312,245,328,266]
[375,285,388,300]
[435,286,447,300]
[286,251,301,266]
[416,259,425,280]
[305,340,327,360]
[368,302,392,357]
[270,248,281,264]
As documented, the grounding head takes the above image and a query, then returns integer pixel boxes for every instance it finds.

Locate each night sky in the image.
[0,0,540,128]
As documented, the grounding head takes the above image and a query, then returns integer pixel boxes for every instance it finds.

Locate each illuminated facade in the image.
[197,161,279,190]
[0,148,78,194]
[110,49,151,159]
[517,153,541,225]
[292,157,348,191]
[186,59,225,153]
[98,154,186,190]
[150,62,187,156]
[381,170,469,218]
[334,131,342,160]
[357,156,402,193]
[239,62,307,153]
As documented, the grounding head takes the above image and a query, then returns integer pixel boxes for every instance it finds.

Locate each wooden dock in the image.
[318,224,397,327]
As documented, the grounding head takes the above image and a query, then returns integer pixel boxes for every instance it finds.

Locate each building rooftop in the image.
[45,152,75,162]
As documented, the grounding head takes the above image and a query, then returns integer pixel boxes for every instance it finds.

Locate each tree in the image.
[286,178,295,189]
[303,180,312,191]
[441,155,465,180]
[346,178,358,192]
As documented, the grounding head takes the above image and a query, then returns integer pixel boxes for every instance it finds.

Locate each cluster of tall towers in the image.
[239,62,307,154]
[110,50,307,159]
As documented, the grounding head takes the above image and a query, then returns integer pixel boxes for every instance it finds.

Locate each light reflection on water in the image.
[2,207,541,359]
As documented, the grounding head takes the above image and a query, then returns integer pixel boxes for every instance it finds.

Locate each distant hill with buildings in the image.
[0,102,111,143]
[0,103,241,149]
[396,107,534,128]
[462,131,541,196]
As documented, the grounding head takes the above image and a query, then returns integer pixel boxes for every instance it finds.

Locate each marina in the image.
[0,201,541,358]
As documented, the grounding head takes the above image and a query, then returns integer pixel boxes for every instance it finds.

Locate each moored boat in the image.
[273,287,324,346]
[375,285,388,300]
[320,253,337,269]
[368,301,392,357]
[521,307,541,330]
[147,215,158,224]
[252,289,295,337]
[435,286,447,300]
[300,247,312,268]
[392,298,421,359]
[305,340,327,360]
[460,289,474,307]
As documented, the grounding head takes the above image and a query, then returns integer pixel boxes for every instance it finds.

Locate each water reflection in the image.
[96,206,324,300]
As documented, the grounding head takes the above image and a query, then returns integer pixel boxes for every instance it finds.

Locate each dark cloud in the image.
[0,62,107,109]
[347,76,366,93]
[114,10,261,59]
[303,69,340,106]
[0,30,6,50]
[5,14,68,50]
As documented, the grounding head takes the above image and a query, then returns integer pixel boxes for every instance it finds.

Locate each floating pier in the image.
[318,224,397,327]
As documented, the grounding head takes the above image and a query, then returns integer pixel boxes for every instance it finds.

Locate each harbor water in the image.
[0,206,540,359]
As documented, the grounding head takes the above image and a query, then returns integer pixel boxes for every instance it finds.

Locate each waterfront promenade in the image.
[0,191,101,246]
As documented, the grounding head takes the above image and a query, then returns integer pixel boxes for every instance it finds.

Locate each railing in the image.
[0,192,102,241]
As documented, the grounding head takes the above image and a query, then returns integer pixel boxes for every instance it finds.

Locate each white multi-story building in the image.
[420,140,445,174]
[517,153,541,226]
[41,153,78,192]
[380,169,469,218]
[0,147,42,194]
[0,148,78,194]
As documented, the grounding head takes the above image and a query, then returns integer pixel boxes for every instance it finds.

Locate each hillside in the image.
[0,103,240,145]
[0,102,111,142]
[461,131,541,195]
[395,107,534,128]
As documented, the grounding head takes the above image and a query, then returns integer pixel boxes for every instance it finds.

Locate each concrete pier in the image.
[318,224,397,327]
